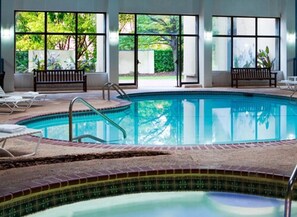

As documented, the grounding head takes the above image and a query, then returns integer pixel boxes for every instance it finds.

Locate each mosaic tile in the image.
[139,178,157,192]
[0,172,290,216]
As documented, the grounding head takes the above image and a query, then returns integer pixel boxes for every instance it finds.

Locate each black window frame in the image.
[14,10,107,73]
[212,16,281,71]
[119,13,200,86]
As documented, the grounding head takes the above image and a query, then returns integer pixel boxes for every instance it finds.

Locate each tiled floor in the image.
[0,86,297,208]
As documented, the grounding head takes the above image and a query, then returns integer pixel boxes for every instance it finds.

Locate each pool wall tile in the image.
[116,172,128,178]
[0,170,293,217]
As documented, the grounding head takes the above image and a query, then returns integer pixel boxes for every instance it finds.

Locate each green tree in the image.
[119,14,180,73]
[16,12,101,71]
[138,15,179,73]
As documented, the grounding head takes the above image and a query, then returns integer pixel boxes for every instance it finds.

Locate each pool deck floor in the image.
[1,86,297,202]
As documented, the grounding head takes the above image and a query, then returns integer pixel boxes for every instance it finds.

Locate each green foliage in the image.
[119,35,134,50]
[15,12,45,32]
[47,12,76,33]
[78,13,97,33]
[154,50,174,73]
[119,14,135,33]
[15,12,100,72]
[16,34,44,51]
[257,46,274,69]
[16,51,28,72]
[137,15,179,34]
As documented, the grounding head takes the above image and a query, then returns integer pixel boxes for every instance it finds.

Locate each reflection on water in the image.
[27,192,293,217]
[24,93,297,146]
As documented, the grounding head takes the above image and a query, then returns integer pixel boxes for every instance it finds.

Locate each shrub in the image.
[154,50,174,73]
[16,51,28,73]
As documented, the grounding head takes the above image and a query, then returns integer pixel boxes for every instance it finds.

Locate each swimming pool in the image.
[21,91,297,146]
[26,191,295,217]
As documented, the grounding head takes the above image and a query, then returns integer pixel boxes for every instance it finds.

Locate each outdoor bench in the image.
[231,67,277,88]
[33,69,87,92]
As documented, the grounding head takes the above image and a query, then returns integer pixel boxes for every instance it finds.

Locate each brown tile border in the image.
[17,135,297,152]
[0,166,289,203]
[1,90,296,215]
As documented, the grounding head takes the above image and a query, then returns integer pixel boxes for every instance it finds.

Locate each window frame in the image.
[212,16,281,71]
[15,11,106,73]
[119,13,200,86]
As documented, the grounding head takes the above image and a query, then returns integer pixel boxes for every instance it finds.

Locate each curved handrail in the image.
[69,97,127,142]
[103,82,130,101]
[72,134,106,143]
[284,164,297,217]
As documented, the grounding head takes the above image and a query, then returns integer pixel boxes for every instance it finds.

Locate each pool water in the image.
[26,192,294,217]
[22,92,297,145]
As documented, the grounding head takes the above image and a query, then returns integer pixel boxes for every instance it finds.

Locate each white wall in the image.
[119,51,154,74]
[1,0,295,91]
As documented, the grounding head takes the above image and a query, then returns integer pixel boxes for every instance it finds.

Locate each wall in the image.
[212,0,295,86]
[119,51,154,74]
[1,0,295,91]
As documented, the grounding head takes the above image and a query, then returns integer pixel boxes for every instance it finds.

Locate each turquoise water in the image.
[27,192,294,217]
[22,92,297,145]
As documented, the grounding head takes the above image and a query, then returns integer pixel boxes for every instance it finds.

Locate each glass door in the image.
[119,14,137,86]
[179,36,199,86]
[178,16,199,87]
[119,35,137,86]
[137,35,176,88]
[119,14,199,88]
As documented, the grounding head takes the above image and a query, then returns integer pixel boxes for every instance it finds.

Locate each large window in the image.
[212,16,280,71]
[15,11,106,73]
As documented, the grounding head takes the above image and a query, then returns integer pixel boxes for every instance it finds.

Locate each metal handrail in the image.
[69,97,127,142]
[284,164,297,217]
[102,82,130,101]
[72,134,107,143]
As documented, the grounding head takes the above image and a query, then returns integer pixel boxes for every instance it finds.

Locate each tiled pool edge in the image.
[0,167,291,217]
[1,90,296,216]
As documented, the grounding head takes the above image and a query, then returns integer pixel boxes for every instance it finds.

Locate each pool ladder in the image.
[284,164,297,217]
[68,97,127,143]
[102,82,130,101]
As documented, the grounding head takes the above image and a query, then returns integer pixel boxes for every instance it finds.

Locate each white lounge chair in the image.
[279,76,297,97]
[0,87,46,106]
[0,124,42,157]
[0,96,32,114]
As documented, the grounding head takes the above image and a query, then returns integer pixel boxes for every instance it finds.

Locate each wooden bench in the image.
[231,68,277,88]
[33,69,87,92]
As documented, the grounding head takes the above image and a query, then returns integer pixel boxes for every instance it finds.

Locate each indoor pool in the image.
[21,91,297,146]
[26,191,295,217]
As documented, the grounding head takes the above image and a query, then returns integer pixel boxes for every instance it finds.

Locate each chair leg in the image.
[0,131,42,157]
[0,139,7,148]
[0,148,15,157]
[0,102,14,114]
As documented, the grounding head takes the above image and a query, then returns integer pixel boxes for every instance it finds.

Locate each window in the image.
[15,11,106,73]
[212,16,280,71]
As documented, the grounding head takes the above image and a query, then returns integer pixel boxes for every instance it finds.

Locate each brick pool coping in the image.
[1,90,296,215]
[0,165,291,216]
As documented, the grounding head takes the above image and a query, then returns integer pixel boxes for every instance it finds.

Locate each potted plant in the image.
[257,46,275,69]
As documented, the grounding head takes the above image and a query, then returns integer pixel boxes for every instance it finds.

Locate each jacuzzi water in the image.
[21,92,297,145]
[26,191,295,217]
